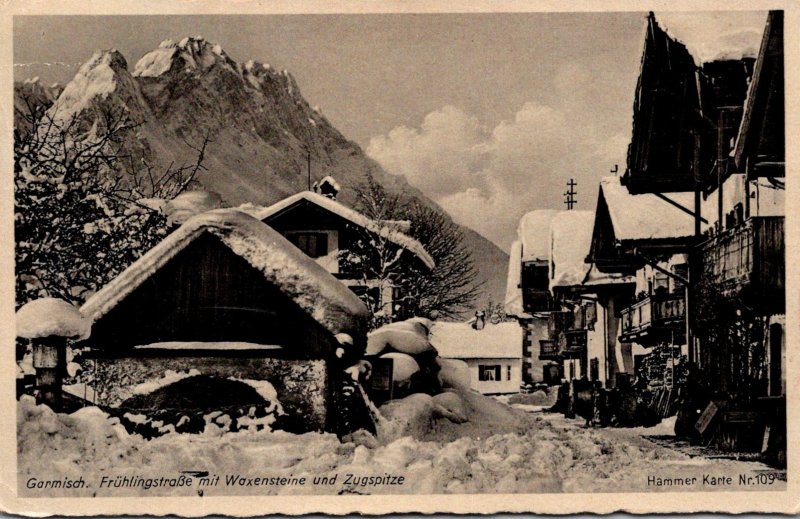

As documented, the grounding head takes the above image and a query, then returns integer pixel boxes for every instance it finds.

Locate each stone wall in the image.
[92,356,329,432]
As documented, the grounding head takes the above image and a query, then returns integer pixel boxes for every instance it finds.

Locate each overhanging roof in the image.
[244,191,435,270]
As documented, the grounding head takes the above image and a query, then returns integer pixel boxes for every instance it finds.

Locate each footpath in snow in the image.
[18,391,785,497]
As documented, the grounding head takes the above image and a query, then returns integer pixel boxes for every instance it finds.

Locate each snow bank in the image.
[432,391,468,424]
[17,395,782,496]
[405,317,434,334]
[628,415,677,436]
[16,298,91,339]
[367,325,435,356]
[377,393,437,442]
[436,358,471,391]
[379,353,419,385]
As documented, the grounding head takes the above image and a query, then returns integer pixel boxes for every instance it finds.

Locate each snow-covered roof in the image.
[599,176,702,242]
[519,210,559,262]
[17,298,91,340]
[430,322,522,360]
[582,263,636,287]
[244,191,435,270]
[549,210,594,291]
[504,240,527,318]
[81,209,369,338]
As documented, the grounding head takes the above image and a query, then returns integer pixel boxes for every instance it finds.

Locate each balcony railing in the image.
[698,216,784,310]
[561,329,587,359]
[539,329,587,360]
[539,339,560,361]
[620,293,686,342]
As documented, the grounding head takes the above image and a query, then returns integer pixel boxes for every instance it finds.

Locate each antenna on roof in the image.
[564,179,577,210]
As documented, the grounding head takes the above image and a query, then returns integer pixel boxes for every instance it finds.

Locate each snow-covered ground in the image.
[18,392,785,497]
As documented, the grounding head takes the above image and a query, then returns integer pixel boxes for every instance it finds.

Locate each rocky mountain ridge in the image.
[14,37,509,307]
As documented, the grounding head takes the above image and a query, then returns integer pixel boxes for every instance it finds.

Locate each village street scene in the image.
[13,10,785,497]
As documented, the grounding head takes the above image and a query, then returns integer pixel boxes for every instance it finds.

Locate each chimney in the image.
[314,176,341,200]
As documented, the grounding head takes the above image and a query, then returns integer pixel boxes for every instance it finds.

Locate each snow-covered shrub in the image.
[14,86,209,307]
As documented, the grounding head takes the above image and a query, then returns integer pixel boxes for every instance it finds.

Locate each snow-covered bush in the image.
[14,89,209,307]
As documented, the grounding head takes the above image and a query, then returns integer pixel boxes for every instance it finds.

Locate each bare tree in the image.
[14,90,209,307]
[348,171,481,323]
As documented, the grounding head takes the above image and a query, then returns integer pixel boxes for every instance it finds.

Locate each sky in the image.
[14,11,767,251]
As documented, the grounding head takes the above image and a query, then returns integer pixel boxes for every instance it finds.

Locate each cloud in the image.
[366,105,491,199]
[367,100,627,251]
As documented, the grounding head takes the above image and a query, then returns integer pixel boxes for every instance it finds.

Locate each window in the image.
[590,358,599,381]
[507,365,512,381]
[287,232,328,258]
[478,365,501,381]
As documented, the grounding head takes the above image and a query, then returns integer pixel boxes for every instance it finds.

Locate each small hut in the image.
[79,209,370,433]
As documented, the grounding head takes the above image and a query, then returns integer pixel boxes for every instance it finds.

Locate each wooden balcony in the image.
[698,217,784,312]
[620,293,686,344]
[560,329,587,359]
[539,330,587,361]
[539,339,560,361]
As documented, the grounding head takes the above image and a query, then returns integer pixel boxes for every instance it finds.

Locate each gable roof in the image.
[622,13,705,194]
[431,321,522,359]
[598,176,701,243]
[519,209,559,262]
[582,263,636,288]
[733,11,784,172]
[242,191,435,270]
[81,209,369,338]
[549,210,594,291]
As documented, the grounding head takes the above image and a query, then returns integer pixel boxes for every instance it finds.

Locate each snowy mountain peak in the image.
[49,49,134,122]
[133,36,235,78]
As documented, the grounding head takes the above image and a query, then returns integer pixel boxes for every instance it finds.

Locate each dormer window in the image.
[287,232,329,258]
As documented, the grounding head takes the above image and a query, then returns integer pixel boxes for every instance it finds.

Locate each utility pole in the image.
[307,147,312,191]
[564,179,577,210]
